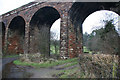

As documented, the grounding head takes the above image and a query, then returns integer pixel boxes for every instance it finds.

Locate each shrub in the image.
[79,54,118,78]
[19,53,47,63]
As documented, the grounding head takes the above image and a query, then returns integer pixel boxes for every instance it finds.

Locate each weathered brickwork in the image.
[0,1,120,58]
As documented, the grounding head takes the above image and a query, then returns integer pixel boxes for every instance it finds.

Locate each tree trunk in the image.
[54,43,57,54]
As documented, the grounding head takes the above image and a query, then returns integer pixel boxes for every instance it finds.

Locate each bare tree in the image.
[30,25,50,57]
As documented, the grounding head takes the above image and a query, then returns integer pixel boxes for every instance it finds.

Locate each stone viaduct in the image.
[0,1,120,58]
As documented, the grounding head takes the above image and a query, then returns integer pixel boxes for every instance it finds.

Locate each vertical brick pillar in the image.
[68,19,83,58]
[24,22,29,54]
[76,23,83,56]
[68,19,77,58]
[60,12,69,59]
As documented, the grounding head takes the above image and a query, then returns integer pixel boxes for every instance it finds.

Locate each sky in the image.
[50,18,61,40]
[0,0,119,39]
[0,0,34,15]
[82,10,120,34]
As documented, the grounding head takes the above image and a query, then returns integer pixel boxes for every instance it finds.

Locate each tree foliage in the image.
[83,19,120,55]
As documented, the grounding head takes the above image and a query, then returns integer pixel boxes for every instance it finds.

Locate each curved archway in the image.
[82,10,120,55]
[83,10,119,34]
[29,6,60,56]
[68,2,120,78]
[7,16,25,54]
[68,2,119,58]
[50,18,61,56]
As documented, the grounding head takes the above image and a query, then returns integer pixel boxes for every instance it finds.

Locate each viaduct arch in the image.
[0,1,120,58]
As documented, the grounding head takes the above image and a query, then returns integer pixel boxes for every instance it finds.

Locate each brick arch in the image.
[0,22,6,37]
[28,4,62,23]
[30,6,61,27]
[1,2,74,58]
[1,2,119,58]
[29,6,61,56]
[7,16,25,54]
[7,15,26,29]
[68,2,119,58]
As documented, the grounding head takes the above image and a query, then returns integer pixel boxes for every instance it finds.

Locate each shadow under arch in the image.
[29,6,60,57]
[0,22,6,54]
[7,16,25,55]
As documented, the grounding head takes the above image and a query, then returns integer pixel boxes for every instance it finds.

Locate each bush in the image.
[79,54,118,78]
[19,53,47,63]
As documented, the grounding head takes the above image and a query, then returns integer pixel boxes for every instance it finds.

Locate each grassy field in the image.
[13,58,78,68]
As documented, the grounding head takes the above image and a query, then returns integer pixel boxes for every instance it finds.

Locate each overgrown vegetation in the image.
[54,54,118,78]
[13,53,119,78]
[79,54,118,78]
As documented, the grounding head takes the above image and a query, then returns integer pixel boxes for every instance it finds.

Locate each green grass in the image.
[83,46,92,54]
[50,45,55,54]
[112,62,118,78]
[56,67,79,78]
[13,58,78,68]
[3,54,19,58]
[50,45,59,54]
[63,62,78,68]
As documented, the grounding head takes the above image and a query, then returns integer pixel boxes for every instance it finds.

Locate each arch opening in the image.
[82,10,120,55]
[68,2,120,78]
[29,6,60,57]
[50,18,61,58]
[7,16,25,55]
[68,2,119,58]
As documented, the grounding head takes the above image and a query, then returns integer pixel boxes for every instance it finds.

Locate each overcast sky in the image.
[83,10,119,34]
[0,0,119,39]
[0,0,34,15]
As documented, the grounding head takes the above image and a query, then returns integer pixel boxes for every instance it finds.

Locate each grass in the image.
[83,46,92,54]
[2,54,19,58]
[50,45,59,54]
[54,54,119,78]
[55,67,80,78]
[62,62,78,68]
[13,58,78,68]
[112,62,118,78]
[50,45,55,54]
